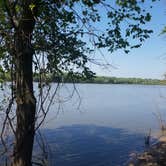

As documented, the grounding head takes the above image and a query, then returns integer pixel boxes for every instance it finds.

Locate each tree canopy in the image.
[0,0,155,80]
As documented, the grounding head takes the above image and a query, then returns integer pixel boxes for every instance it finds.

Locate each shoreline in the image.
[128,135,166,166]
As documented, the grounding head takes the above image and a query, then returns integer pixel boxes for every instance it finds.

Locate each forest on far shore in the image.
[33,73,166,85]
[1,72,165,85]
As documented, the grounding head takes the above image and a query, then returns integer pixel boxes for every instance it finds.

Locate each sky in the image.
[90,0,166,79]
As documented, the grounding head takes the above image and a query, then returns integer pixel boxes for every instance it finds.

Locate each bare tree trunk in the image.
[11,6,36,166]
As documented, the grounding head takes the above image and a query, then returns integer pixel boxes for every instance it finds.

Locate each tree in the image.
[0,0,155,166]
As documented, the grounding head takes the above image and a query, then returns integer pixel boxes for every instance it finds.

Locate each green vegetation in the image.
[2,72,164,85]
[91,76,166,85]
[33,73,166,85]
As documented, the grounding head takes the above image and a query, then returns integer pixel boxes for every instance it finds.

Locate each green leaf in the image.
[145,13,151,22]
[29,3,35,11]
[15,5,21,12]
[160,26,166,35]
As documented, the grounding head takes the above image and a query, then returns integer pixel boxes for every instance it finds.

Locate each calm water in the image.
[1,84,166,165]
[34,84,166,166]
[44,84,166,133]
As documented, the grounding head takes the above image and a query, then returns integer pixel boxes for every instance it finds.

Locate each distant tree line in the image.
[1,72,165,85]
[32,73,166,85]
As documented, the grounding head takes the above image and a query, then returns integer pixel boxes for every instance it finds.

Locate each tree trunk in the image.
[11,7,36,166]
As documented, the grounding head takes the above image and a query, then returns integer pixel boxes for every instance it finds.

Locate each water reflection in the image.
[38,125,152,166]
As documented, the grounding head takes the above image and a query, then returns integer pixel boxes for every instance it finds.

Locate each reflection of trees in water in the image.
[37,125,147,166]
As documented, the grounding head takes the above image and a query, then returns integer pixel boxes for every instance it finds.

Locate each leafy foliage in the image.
[0,0,155,81]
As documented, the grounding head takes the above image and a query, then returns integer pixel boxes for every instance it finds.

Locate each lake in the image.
[1,84,166,166]
[33,84,166,166]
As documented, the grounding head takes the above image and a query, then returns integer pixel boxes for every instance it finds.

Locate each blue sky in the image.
[91,0,166,79]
